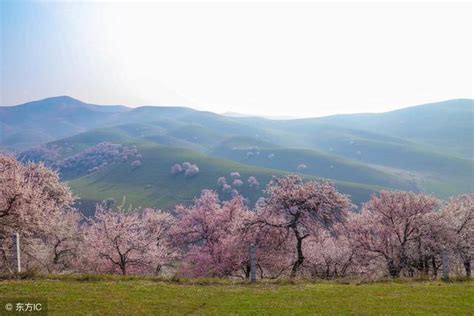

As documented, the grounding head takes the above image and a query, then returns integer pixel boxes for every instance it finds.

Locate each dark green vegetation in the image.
[2,96,473,209]
[1,278,472,315]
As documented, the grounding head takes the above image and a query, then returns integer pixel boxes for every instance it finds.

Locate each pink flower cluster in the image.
[170,162,200,178]
[19,142,140,175]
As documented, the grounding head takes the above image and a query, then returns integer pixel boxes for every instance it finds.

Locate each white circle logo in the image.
[5,303,13,311]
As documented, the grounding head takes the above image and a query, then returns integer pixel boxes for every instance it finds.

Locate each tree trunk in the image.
[387,260,401,278]
[423,258,429,276]
[432,257,438,279]
[290,231,305,278]
[120,257,127,275]
[464,259,471,278]
[155,264,162,276]
[244,263,250,279]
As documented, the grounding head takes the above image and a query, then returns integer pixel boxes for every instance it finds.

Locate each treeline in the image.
[0,154,472,279]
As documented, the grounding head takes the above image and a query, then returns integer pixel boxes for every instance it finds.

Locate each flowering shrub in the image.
[184,164,199,177]
[230,172,241,179]
[232,179,243,187]
[247,176,259,189]
[19,142,140,176]
[217,177,227,187]
[296,163,307,171]
[170,163,183,175]
[131,160,142,169]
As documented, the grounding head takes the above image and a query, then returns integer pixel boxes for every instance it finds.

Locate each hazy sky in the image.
[1,1,472,117]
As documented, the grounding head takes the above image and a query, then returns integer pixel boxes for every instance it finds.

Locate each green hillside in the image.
[212,141,417,191]
[43,128,388,205]
[296,99,474,158]
[10,96,473,208]
[67,142,379,210]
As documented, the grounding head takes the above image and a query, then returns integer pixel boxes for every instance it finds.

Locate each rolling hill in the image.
[0,96,128,150]
[18,129,380,209]
[67,142,379,210]
[282,99,474,158]
[5,96,473,209]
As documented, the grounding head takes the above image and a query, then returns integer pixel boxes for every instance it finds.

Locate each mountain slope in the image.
[289,99,474,157]
[7,96,473,206]
[66,142,379,210]
[212,138,417,191]
[0,96,127,150]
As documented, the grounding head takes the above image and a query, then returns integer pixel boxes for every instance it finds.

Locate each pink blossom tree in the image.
[33,209,82,273]
[442,194,473,277]
[296,164,307,172]
[230,172,241,179]
[182,162,192,170]
[140,208,180,275]
[173,190,253,277]
[217,177,227,187]
[80,205,177,275]
[222,184,232,193]
[170,163,183,175]
[0,154,75,273]
[253,175,352,278]
[232,179,243,187]
[247,176,260,189]
[346,191,440,278]
[131,160,142,169]
[184,164,199,178]
[304,228,355,279]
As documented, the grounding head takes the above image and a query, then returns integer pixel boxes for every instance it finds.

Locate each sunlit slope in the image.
[212,140,417,191]
[45,123,473,200]
[67,143,380,209]
[49,127,400,196]
[11,97,473,202]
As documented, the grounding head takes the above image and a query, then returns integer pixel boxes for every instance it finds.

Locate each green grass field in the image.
[1,278,472,315]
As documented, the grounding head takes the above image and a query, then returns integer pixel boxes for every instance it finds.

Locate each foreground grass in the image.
[0,278,472,315]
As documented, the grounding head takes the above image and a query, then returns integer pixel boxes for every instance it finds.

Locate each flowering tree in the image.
[304,228,355,279]
[17,144,61,166]
[217,177,227,187]
[80,205,177,275]
[173,190,252,277]
[20,142,140,176]
[33,209,82,273]
[346,191,440,277]
[253,175,351,278]
[296,164,307,172]
[170,163,183,175]
[230,172,241,179]
[182,162,192,170]
[184,164,199,177]
[247,176,260,189]
[232,179,243,187]
[0,154,75,273]
[222,183,232,193]
[442,195,474,277]
[131,160,142,169]
[140,208,180,275]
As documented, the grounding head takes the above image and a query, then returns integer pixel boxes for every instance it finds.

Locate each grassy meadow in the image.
[0,277,472,315]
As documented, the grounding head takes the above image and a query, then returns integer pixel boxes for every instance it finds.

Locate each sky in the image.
[0,1,472,118]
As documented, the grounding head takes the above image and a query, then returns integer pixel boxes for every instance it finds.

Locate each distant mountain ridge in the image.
[2,96,472,154]
[3,96,473,209]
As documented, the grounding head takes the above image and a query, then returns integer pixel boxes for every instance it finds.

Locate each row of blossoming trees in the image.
[0,154,472,279]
